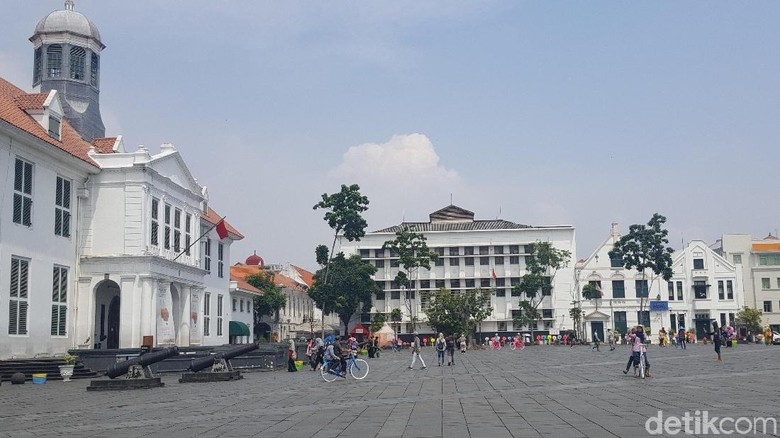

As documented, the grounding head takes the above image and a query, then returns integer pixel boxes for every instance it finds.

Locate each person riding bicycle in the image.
[323,337,347,376]
[623,326,651,377]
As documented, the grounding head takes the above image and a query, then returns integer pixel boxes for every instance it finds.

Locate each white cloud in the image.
[329,133,463,225]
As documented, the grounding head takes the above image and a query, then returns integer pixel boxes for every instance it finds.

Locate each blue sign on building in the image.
[649,300,669,311]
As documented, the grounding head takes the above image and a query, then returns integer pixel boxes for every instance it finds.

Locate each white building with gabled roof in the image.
[577,224,743,342]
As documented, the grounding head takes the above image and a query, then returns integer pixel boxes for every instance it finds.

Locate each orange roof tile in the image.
[291,264,315,287]
[0,77,97,167]
[201,206,244,239]
[230,273,262,295]
[230,265,307,290]
[14,93,47,110]
[92,137,117,154]
[753,243,780,252]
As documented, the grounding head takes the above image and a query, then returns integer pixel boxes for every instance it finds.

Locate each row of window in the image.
[33,45,99,86]
[8,256,68,337]
[203,292,224,337]
[232,298,252,313]
[360,245,529,259]
[761,278,780,290]
[586,279,736,301]
[12,158,72,237]
[373,255,524,269]
[763,301,780,313]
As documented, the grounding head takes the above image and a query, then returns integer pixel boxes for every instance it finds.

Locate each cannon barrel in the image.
[105,346,179,379]
[189,343,259,373]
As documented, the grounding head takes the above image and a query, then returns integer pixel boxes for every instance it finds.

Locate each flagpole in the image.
[172,216,226,262]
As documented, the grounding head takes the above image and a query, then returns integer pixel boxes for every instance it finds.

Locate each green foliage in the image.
[315,245,329,267]
[369,312,387,334]
[736,307,763,334]
[309,253,379,335]
[512,241,570,337]
[313,184,369,242]
[247,270,287,324]
[425,288,493,337]
[390,308,402,323]
[608,213,674,311]
[581,283,602,300]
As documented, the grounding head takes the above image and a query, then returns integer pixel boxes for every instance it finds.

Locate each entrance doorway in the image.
[94,280,121,350]
[591,321,605,343]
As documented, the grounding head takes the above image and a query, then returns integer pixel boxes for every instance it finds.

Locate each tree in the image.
[512,301,541,336]
[382,227,438,331]
[246,270,287,339]
[608,213,674,312]
[390,308,402,338]
[568,304,583,338]
[736,307,762,335]
[312,184,370,337]
[512,241,571,339]
[425,288,493,341]
[581,283,602,300]
[308,253,379,336]
[369,312,386,334]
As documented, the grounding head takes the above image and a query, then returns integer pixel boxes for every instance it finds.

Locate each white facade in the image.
[339,205,577,338]
[0,92,98,359]
[718,234,780,330]
[577,224,744,342]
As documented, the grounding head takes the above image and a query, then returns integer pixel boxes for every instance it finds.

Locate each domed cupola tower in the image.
[30,0,105,142]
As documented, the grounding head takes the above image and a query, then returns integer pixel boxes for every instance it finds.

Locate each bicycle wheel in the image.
[321,363,338,382]
[639,354,646,379]
[349,358,369,380]
[510,343,516,351]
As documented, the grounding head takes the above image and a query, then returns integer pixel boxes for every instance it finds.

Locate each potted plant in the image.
[58,353,76,382]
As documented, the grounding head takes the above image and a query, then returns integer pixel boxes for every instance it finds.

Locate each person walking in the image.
[607,329,615,351]
[592,330,601,352]
[678,327,687,350]
[409,332,427,369]
[711,322,723,362]
[458,334,467,353]
[446,334,456,365]
[310,337,324,371]
[287,338,297,372]
[435,333,446,366]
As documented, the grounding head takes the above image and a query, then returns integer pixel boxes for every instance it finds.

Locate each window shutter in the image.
[9,301,18,335]
[63,211,71,237]
[10,258,19,297]
[63,179,71,209]
[52,267,60,301]
[13,194,22,224]
[58,305,67,336]
[51,305,59,335]
[19,260,29,298]
[14,159,23,190]
[55,209,62,235]
[23,162,33,194]
[56,177,63,206]
[23,197,32,226]
[19,301,28,335]
[60,268,68,302]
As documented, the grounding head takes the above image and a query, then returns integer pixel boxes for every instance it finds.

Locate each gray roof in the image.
[373,220,534,233]
[34,2,102,43]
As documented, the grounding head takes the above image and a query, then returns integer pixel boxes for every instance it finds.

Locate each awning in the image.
[229,321,250,337]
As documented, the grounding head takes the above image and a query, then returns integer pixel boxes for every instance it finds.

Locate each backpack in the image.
[436,338,446,351]
[333,343,343,356]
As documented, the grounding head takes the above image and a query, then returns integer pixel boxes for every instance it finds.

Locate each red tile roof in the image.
[201,206,244,239]
[230,265,307,291]
[230,273,262,295]
[92,137,118,153]
[0,77,98,167]
[291,265,315,287]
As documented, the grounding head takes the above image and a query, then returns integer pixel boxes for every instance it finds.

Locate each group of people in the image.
[297,335,382,374]
[409,332,468,369]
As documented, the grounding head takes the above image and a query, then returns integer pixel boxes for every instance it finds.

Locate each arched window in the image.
[47,45,62,78]
[90,53,99,86]
[70,46,86,81]
[33,48,42,84]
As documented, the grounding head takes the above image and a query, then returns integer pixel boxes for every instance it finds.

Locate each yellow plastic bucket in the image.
[32,373,47,384]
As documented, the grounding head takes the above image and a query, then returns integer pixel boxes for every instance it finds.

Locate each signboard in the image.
[649,300,669,311]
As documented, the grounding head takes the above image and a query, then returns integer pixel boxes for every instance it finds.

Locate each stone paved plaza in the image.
[1,343,779,437]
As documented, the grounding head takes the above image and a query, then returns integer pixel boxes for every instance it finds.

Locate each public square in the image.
[1,343,779,438]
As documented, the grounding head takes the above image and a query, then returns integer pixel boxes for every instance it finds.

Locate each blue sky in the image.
[2,1,779,270]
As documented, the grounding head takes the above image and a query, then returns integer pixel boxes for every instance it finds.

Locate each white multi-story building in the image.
[0,3,247,359]
[577,224,743,341]
[339,205,577,339]
[717,233,780,331]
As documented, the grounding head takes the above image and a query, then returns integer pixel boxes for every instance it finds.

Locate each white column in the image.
[140,276,153,340]
[120,275,137,348]
[156,280,174,345]
[189,287,203,345]
[75,277,94,349]
[179,284,191,346]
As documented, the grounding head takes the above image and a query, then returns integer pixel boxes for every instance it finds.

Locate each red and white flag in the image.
[216,219,229,240]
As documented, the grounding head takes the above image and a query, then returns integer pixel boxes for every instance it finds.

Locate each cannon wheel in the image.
[349,359,369,380]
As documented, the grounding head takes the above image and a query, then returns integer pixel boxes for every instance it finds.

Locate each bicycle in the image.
[509,339,525,351]
[637,344,647,379]
[320,351,369,382]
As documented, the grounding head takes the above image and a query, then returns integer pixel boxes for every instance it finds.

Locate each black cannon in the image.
[179,343,258,383]
[87,346,179,391]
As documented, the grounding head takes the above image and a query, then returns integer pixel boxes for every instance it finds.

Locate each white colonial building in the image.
[339,205,577,339]
[0,2,249,359]
[578,224,744,341]
[717,233,780,331]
